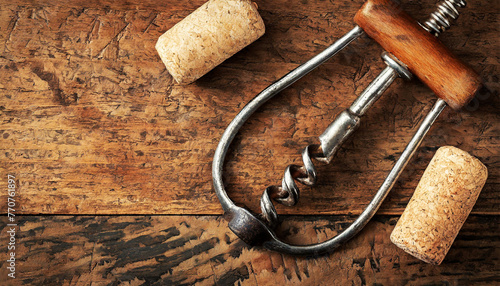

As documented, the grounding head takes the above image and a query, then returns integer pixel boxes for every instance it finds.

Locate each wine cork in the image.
[390,146,488,265]
[155,0,265,84]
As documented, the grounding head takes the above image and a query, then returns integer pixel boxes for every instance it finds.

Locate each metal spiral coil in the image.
[421,0,466,36]
[260,144,324,227]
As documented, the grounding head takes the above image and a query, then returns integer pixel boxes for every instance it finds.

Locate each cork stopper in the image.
[390,146,488,265]
[155,0,265,84]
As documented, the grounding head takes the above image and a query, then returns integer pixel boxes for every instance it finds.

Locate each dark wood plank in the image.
[0,0,498,215]
[0,215,498,285]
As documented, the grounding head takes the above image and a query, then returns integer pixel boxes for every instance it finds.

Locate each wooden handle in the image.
[354,0,482,110]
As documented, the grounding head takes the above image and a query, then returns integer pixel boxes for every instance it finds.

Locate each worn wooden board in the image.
[0,215,498,285]
[0,0,498,284]
[0,0,498,216]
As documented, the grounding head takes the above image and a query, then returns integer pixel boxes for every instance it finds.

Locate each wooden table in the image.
[0,0,498,284]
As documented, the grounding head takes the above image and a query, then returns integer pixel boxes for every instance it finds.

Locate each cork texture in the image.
[155,0,265,84]
[390,146,488,264]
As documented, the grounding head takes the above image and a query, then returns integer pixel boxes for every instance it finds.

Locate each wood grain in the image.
[354,0,482,110]
[0,0,498,217]
[0,0,497,284]
[0,215,498,285]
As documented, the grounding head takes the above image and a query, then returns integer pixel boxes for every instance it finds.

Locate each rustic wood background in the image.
[0,0,498,284]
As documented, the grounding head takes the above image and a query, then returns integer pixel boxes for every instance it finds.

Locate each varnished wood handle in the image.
[354,0,482,110]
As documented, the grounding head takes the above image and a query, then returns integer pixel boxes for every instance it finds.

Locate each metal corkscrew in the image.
[213,0,481,255]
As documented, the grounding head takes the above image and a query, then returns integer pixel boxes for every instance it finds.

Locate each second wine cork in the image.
[390,146,488,265]
[155,0,265,85]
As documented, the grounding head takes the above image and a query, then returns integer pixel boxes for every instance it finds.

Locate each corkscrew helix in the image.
[213,0,481,255]
[422,0,466,36]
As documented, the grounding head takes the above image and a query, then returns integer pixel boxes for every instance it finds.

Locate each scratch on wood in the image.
[42,9,49,26]
[84,241,97,285]
[208,260,219,285]
[95,22,130,59]
[248,262,260,286]
[143,13,158,34]
[86,17,100,44]
[89,241,96,272]
[5,11,20,46]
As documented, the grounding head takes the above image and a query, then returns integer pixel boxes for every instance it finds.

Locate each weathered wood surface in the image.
[0,0,498,284]
[0,0,498,216]
[0,215,498,285]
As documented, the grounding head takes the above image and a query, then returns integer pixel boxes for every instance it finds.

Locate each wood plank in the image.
[0,215,498,285]
[0,0,498,215]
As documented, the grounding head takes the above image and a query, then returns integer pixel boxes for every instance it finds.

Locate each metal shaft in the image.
[350,66,399,116]
[319,62,401,163]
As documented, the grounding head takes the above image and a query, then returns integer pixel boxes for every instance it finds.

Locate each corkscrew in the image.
[213,0,481,255]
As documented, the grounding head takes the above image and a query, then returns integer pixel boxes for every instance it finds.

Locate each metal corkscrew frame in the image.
[260,0,466,229]
[213,0,481,255]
